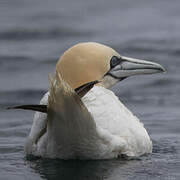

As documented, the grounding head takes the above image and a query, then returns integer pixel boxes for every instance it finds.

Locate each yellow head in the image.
[56,42,165,89]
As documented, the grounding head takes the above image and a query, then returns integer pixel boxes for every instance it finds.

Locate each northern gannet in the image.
[10,42,165,159]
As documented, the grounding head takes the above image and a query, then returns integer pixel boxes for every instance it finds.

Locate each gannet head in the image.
[56,42,165,89]
[7,42,165,113]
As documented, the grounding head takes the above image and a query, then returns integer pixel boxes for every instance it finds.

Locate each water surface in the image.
[1,0,180,179]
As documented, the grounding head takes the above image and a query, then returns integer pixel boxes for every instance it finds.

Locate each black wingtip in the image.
[75,80,101,98]
[7,106,19,110]
[6,104,47,113]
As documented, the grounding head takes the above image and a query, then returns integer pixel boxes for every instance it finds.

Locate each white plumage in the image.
[17,42,164,159]
[25,81,152,159]
[82,86,152,157]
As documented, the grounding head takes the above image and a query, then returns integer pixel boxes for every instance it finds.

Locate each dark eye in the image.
[110,56,120,68]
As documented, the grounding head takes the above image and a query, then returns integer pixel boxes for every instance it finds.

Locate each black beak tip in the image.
[159,66,166,73]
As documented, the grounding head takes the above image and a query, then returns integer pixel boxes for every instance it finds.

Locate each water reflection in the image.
[25,138,180,180]
[26,157,132,180]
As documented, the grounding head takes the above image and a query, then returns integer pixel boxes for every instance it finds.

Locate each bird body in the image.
[10,42,165,159]
[25,80,152,159]
[82,86,152,157]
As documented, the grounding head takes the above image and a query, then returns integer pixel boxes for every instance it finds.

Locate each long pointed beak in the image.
[108,56,166,79]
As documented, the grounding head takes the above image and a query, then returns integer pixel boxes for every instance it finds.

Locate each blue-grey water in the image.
[1,0,180,179]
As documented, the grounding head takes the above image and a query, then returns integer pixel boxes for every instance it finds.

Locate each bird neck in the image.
[100,75,119,88]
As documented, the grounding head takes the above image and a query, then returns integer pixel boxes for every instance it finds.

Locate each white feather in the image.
[25,78,152,159]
